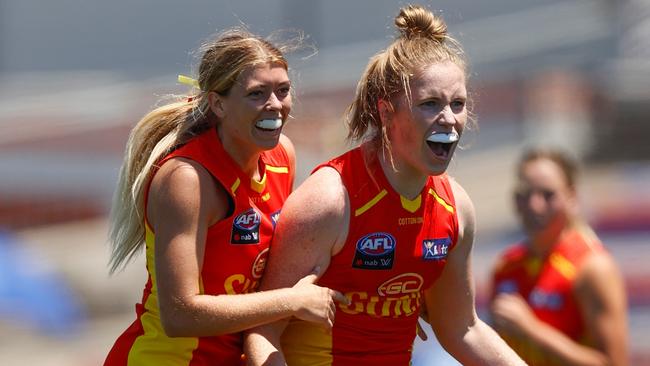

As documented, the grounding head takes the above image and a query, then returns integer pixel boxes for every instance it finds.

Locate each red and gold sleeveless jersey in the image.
[105,128,293,366]
[281,145,459,366]
[491,226,606,365]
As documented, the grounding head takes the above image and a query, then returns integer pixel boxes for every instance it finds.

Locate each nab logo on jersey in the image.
[353,232,396,270]
[422,237,451,260]
[231,208,261,244]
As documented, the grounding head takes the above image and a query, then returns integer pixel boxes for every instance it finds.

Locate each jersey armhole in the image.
[144,156,236,232]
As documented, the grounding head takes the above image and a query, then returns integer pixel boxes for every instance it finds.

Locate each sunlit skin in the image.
[514,158,577,255]
[380,61,467,198]
[209,63,292,177]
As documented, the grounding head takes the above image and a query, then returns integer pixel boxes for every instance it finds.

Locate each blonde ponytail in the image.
[108,100,210,273]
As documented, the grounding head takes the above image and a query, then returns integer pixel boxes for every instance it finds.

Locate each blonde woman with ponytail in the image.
[104,28,347,366]
[246,5,526,366]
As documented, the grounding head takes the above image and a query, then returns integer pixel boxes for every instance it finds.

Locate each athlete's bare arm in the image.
[576,252,628,365]
[245,167,351,366]
[149,157,343,337]
[493,250,628,365]
[424,179,526,365]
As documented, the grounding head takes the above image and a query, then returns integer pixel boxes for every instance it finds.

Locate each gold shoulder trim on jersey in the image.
[250,173,267,193]
[400,194,422,213]
[549,252,577,280]
[428,188,455,214]
[355,189,388,217]
[231,178,241,194]
[266,165,289,174]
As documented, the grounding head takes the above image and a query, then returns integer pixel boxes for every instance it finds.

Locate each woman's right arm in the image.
[244,167,351,366]
[147,158,345,337]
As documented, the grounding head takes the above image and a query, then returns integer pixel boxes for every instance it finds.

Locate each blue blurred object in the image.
[0,231,86,336]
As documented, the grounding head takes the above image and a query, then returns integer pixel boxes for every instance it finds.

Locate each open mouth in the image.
[255,118,283,131]
[426,131,459,159]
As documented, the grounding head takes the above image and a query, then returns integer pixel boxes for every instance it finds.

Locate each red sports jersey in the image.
[104,127,293,366]
[281,145,459,366]
[491,226,606,365]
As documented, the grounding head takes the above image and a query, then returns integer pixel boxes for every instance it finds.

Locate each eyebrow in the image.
[415,88,466,99]
[246,80,291,89]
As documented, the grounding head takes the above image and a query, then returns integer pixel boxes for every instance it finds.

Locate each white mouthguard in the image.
[255,118,283,130]
[427,131,459,143]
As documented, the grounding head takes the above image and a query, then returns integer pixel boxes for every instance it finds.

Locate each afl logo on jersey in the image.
[352,232,396,270]
[234,208,261,230]
[357,232,396,255]
[231,208,261,244]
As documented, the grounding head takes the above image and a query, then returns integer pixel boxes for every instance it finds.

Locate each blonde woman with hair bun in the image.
[103,28,347,366]
[246,5,525,366]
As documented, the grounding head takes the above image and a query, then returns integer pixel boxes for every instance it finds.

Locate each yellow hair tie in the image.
[177,74,200,89]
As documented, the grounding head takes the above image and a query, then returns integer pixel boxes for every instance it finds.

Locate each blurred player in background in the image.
[491,148,628,365]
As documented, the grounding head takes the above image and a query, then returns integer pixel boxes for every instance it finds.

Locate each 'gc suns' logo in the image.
[377,273,423,296]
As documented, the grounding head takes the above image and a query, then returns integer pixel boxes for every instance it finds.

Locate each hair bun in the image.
[394,4,447,42]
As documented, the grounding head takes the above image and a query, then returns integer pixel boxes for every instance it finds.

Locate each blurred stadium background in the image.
[1,0,648,364]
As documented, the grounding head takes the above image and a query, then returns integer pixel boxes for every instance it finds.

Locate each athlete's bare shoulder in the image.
[447,177,476,243]
[148,157,227,229]
[278,166,350,255]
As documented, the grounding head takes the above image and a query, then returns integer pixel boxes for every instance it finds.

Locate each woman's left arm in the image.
[574,251,629,366]
[424,179,526,366]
